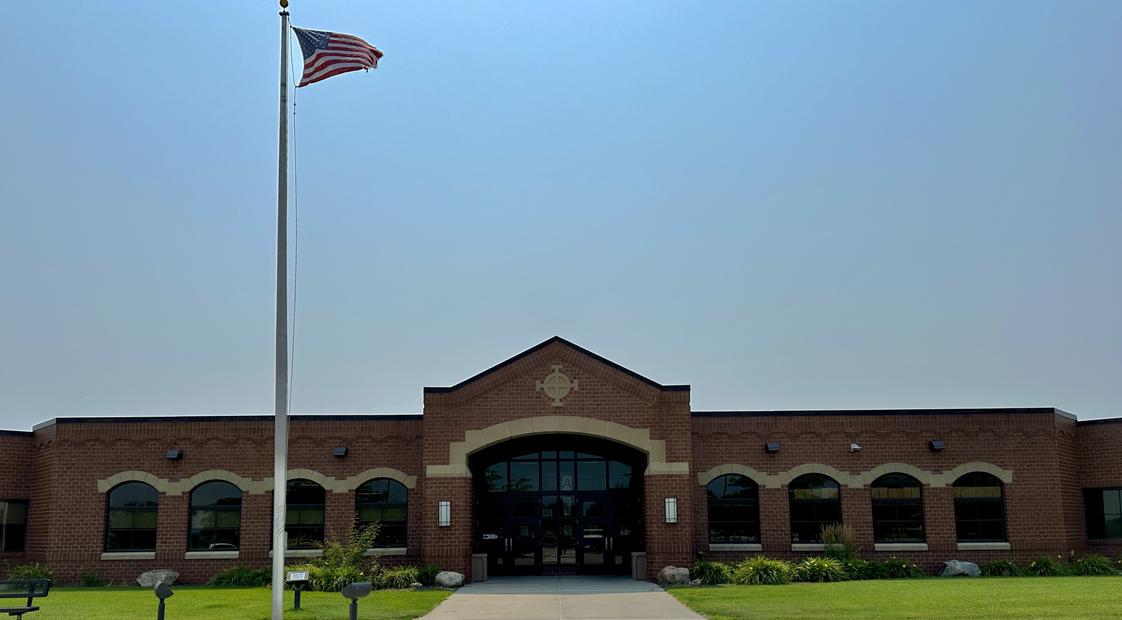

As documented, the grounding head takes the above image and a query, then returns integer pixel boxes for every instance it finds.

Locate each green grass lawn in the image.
[669,577,1122,619]
[30,586,450,620]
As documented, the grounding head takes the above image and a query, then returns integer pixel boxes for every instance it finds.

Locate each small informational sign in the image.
[287,571,309,582]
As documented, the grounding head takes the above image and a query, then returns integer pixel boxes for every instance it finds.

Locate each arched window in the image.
[286,479,326,550]
[105,482,158,552]
[953,472,1006,542]
[356,478,408,548]
[188,481,242,551]
[707,474,760,544]
[871,473,924,543]
[788,473,841,543]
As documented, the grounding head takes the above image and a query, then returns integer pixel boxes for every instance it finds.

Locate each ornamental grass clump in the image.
[731,557,794,585]
[6,563,53,581]
[690,560,732,585]
[841,558,876,580]
[980,560,1024,577]
[208,566,271,587]
[1025,555,1068,577]
[1071,554,1116,576]
[820,523,857,561]
[794,556,848,582]
[378,565,420,589]
[417,565,441,586]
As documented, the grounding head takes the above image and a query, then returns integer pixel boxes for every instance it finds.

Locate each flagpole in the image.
[272,1,290,619]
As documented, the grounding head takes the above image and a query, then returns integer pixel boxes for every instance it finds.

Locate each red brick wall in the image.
[0,433,34,572]
[1076,420,1122,556]
[691,411,1087,572]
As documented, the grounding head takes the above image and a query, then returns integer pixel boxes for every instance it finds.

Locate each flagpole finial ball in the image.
[279,0,288,8]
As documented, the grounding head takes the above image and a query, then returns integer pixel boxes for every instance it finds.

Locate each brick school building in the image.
[1,337,1120,583]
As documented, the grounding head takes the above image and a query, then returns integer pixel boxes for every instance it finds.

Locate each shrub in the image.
[841,558,875,580]
[731,557,794,585]
[1071,554,1115,576]
[1026,555,1068,577]
[794,556,848,582]
[821,523,857,561]
[208,566,272,587]
[880,557,924,579]
[417,565,441,586]
[291,522,383,591]
[79,571,104,587]
[7,563,53,581]
[690,560,731,585]
[379,565,420,589]
[980,560,1023,577]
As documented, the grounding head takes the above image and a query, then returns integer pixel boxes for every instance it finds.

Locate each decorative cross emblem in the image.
[536,365,577,406]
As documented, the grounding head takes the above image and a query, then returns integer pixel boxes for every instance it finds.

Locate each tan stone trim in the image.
[791,543,825,552]
[100,551,155,560]
[695,461,1015,490]
[874,543,928,552]
[778,463,859,488]
[428,415,688,478]
[185,551,239,559]
[709,543,762,552]
[168,469,262,496]
[96,471,168,494]
[341,468,418,491]
[957,542,1010,551]
[856,463,934,486]
[268,549,324,558]
[363,547,408,557]
[697,464,778,488]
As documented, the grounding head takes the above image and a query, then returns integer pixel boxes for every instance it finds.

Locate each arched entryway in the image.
[470,434,647,576]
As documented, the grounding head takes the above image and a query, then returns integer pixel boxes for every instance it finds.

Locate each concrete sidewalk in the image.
[421,576,703,620]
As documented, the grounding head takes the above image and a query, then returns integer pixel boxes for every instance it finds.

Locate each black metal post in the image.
[349,598,359,620]
[294,586,302,610]
[157,599,166,620]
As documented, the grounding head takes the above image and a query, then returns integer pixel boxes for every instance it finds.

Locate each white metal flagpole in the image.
[272,1,291,619]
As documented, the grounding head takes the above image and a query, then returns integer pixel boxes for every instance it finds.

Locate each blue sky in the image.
[1,1,1120,427]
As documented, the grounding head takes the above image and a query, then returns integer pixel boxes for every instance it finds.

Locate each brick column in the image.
[842,486,874,552]
[759,487,789,555]
[156,493,188,564]
[925,485,956,555]
[421,476,472,577]
[644,473,694,578]
[325,490,354,542]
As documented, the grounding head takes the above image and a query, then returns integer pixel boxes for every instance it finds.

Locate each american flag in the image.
[292,27,383,88]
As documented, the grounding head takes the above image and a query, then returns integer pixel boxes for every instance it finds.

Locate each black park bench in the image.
[0,580,50,619]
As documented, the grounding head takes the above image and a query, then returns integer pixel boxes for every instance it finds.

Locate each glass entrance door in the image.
[472,437,644,576]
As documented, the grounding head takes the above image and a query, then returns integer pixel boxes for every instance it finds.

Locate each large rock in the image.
[657,566,691,587]
[435,571,464,588]
[137,570,179,587]
[940,560,981,577]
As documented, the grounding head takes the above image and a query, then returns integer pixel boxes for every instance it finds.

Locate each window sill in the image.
[268,549,323,558]
[363,547,407,557]
[184,551,239,560]
[791,543,825,552]
[874,543,928,552]
[956,542,1010,551]
[101,552,155,561]
[1087,538,1122,545]
[709,543,762,552]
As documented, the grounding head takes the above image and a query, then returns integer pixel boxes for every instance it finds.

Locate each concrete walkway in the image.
[421,576,703,620]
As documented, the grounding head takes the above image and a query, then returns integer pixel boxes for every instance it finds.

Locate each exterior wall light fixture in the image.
[849,443,862,452]
[438,501,451,527]
[929,439,946,451]
[765,442,781,453]
[165,449,183,460]
[664,497,678,524]
[332,447,348,458]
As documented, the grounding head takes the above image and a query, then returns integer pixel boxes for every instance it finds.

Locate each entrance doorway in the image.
[471,435,645,576]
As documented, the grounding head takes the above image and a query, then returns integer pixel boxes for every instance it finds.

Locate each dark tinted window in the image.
[0,500,29,553]
[356,478,408,547]
[105,482,158,552]
[707,474,760,544]
[1084,488,1122,539]
[870,474,924,543]
[953,472,1006,542]
[788,474,841,543]
[188,481,242,551]
[285,479,325,550]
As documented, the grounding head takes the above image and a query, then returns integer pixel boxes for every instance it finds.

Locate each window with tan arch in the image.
[707,474,760,544]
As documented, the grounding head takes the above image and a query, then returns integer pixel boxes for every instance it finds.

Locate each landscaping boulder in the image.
[657,566,691,586]
[137,569,179,587]
[435,571,464,588]
[940,560,981,577]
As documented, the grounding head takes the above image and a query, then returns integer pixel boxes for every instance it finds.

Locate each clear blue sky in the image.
[1,1,1120,428]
